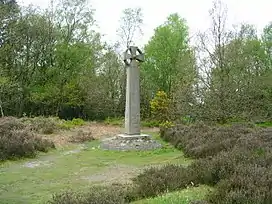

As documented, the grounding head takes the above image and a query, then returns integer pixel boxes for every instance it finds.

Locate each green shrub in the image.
[255,121,272,128]
[0,117,55,161]
[141,120,160,128]
[58,118,86,129]
[70,118,86,126]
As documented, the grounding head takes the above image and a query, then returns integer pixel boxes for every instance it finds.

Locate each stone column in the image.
[122,46,144,136]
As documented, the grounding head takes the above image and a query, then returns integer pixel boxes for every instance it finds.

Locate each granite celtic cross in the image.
[122,46,145,136]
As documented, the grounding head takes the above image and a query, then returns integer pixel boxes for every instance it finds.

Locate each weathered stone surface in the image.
[116,45,159,151]
[101,136,162,151]
[124,46,143,135]
[117,133,150,140]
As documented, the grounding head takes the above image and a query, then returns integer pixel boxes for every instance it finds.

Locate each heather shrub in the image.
[0,117,55,161]
[0,116,25,132]
[161,123,255,158]
[208,164,272,204]
[189,149,256,186]
[48,185,130,204]
[69,130,94,143]
[20,117,86,134]
[47,164,194,204]
[161,123,272,204]
[131,164,192,199]
[48,191,86,204]
[20,116,60,134]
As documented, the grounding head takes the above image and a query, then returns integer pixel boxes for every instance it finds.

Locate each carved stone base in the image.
[100,133,162,151]
[117,133,151,140]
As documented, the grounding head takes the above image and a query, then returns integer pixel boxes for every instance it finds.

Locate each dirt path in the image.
[22,123,161,185]
[81,164,142,184]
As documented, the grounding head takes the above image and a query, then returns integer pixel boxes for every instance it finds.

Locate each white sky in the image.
[19,0,271,47]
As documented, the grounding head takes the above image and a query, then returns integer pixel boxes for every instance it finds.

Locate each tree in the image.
[116,7,144,116]
[262,22,272,68]
[141,13,197,119]
[196,0,234,123]
[116,7,143,49]
[0,0,18,46]
[0,6,52,116]
[197,0,272,122]
[143,13,191,94]
[0,0,20,116]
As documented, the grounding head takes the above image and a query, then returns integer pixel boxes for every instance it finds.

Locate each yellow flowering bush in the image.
[150,91,170,123]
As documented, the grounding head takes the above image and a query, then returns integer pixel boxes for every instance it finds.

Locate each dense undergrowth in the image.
[0,116,88,161]
[48,122,272,204]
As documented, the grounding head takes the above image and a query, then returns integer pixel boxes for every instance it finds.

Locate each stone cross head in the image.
[123,46,144,66]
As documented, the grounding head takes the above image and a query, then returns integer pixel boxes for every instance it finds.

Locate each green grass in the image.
[104,117,124,126]
[255,121,272,127]
[133,185,212,204]
[0,134,192,204]
[57,118,86,129]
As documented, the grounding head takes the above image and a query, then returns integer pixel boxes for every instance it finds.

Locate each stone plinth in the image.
[100,135,162,151]
[117,133,150,140]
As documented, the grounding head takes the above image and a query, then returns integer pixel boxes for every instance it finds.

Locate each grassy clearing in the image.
[0,133,192,204]
[133,185,212,204]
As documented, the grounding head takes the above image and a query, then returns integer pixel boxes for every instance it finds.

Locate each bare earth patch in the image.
[81,163,181,185]
[23,160,52,168]
[42,122,159,147]
[81,164,142,184]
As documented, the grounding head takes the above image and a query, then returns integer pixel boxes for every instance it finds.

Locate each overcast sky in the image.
[18,0,271,47]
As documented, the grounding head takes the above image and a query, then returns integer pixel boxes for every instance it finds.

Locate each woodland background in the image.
[0,0,271,124]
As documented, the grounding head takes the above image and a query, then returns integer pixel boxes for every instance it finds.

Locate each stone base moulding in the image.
[117,133,151,140]
[100,133,162,151]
